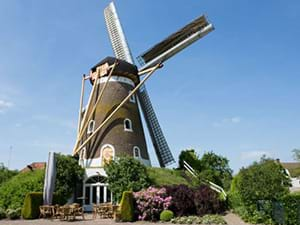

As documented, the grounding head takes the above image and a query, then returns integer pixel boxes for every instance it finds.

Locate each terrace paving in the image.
[0,213,251,225]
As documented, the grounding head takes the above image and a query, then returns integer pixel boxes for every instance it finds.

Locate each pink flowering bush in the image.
[134,187,172,221]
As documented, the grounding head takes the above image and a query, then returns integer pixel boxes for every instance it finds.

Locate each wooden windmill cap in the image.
[90,56,140,85]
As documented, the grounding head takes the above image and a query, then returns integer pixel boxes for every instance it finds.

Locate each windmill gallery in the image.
[44,2,214,211]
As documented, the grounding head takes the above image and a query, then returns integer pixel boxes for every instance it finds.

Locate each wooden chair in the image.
[39,205,53,218]
[59,206,73,221]
[73,206,85,220]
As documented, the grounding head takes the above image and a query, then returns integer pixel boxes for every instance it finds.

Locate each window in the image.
[87,120,95,134]
[124,118,133,132]
[129,91,136,103]
[80,147,87,160]
[133,146,141,158]
[100,144,115,167]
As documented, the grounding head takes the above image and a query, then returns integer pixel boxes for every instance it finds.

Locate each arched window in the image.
[87,120,95,134]
[124,118,133,132]
[80,147,87,160]
[129,91,136,103]
[133,146,141,159]
[100,144,115,167]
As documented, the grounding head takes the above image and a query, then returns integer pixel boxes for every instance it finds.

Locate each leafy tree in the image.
[178,149,233,190]
[0,163,18,185]
[55,154,84,203]
[237,157,290,207]
[198,151,233,190]
[104,156,150,202]
[292,148,300,161]
[228,157,291,224]
[178,149,201,171]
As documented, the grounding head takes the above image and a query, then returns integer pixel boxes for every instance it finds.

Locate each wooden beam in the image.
[74,68,101,144]
[77,74,86,138]
[73,61,118,154]
[73,63,162,155]
[138,64,163,76]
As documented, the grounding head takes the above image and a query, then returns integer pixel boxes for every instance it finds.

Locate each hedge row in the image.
[282,194,300,225]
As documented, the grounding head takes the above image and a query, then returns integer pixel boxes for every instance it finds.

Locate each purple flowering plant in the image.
[134,186,172,221]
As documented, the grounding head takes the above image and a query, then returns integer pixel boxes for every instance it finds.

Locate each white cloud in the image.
[231,117,241,123]
[0,99,14,113]
[240,150,271,161]
[213,116,241,127]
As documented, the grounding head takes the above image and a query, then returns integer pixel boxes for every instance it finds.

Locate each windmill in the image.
[72,2,214,200]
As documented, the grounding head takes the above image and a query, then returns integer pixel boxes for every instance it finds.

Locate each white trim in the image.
[87,120,95,134]
[124,118,133,132]
[133,146,141,158]
[97,76,135,87]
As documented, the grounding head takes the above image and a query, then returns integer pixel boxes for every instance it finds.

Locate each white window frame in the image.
[87,120,95,134]
[80,147,87,160]
[129,91,136,103]
[133,146,141,159]
[100,144,115,167]
[124,118,133,132]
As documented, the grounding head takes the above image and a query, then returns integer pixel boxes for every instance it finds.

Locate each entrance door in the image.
[83,182,112,211]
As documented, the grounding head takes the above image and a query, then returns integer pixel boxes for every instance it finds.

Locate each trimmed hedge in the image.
[22,192,43,219]
[119,191,134,222]
[22,192,64,219]
[160,210,174,222]
[282,194,300,225]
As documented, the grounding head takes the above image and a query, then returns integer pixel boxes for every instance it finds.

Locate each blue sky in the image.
[0,0,299,172]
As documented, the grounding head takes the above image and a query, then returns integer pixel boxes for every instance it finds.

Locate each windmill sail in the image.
[104,2,175,167]
[104,2,134,64]
[137,15,214,70]
[138,86,175,167]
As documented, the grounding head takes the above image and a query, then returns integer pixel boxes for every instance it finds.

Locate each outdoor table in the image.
[39,205,55,218]
[93,203,117,219]
[59,204,84,221]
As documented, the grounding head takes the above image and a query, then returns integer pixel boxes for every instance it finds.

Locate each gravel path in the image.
[0,213,251,225]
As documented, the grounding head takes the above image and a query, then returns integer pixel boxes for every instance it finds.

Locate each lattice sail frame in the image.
[104,2,175,167]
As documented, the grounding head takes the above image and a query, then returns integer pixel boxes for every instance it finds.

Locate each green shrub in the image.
[22,192,64,219]
[282,194,300,225]
[0,170,44,209]
[0,208,6,219]
[170,215,226,224]
[171,216,201,224]
[6,208,21,220]
[160,210,174,222]
[119,191,134,222]
[201,214,227,224]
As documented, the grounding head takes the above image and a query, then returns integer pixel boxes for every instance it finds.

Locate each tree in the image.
[198,151,233,190]
[178,149,201,170]
[237,157,290,208]
[0,163,18,185]
[55,154,84,203]
[104,156,150,202]
[292,148,300,161]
